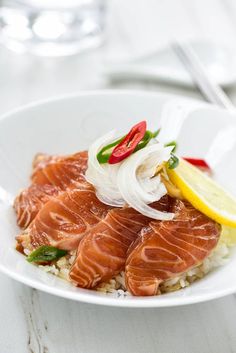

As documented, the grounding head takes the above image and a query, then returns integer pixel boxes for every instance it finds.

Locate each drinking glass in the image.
[0,0,107,56]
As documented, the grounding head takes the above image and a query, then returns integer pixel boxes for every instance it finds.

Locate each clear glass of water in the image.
[0,0,107,56]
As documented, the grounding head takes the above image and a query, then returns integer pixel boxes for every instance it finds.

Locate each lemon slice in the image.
[221,225,236,246]
[167,158,236,227]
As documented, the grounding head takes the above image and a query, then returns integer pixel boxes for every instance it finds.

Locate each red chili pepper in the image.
[108,121,147,164]
[183,157,211,171]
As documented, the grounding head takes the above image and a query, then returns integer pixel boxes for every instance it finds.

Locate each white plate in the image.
[1,90,236,307]
[104,40,236,87]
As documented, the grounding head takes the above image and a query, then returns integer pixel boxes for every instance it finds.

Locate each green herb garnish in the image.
[152,128,161,138]
[27,245,67,263]
[165,140,177,153]
[168,154,179,169]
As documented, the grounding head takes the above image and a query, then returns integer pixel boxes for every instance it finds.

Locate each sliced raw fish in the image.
[14,151,89,228]
[16,189,111,251]
[32,153,56,170]
[125,200,221,296]
[31,151,88,189]
[69,196,171,288]
[14,184,60,229]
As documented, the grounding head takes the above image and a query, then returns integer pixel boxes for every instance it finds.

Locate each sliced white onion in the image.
[85,131,125,207]
[86,131,175,220]
[117,144,175,220]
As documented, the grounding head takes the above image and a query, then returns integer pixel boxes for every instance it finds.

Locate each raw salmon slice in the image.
[16,189,111,252]
[31,151,88,189]
[14,151,89,228]
[14,184,60,229]
[125,200,221,296]
[32,153,57,170]
[69,196,171,288]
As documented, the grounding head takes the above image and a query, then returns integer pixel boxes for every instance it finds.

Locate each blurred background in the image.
[1,0,236,115]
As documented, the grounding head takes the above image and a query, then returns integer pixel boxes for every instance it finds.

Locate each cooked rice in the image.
[38,226,234,297]
[39,250,76,281]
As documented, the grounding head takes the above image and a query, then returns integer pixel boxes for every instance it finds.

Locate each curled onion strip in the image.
[86,131,175,220]
[85,131,125,207]
[117,144,175,220]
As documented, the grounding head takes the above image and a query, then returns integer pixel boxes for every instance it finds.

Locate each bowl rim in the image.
[0,261,234,307]
[1,88,232,124]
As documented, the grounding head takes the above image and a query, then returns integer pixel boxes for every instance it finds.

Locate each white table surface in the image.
[2,1,236,352]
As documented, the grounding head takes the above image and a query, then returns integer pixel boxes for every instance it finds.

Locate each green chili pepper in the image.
[27,246,67,263]
[134,130,154,152]
[97,128,160,164]
[152,128,161,138]
[168,153,179,169]
[165,140,178,153]
[97,137,123,163]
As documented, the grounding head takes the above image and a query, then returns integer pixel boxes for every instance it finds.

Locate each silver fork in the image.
[171,41,235,110]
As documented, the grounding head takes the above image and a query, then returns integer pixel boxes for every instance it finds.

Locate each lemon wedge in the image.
[167,158,236,227]
[221,225,236,246]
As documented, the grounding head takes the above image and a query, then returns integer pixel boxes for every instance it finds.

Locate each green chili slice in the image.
[168,153,179,169]
[152,128,161,138]
[134,130,154,152]
[165,140,178,153]
[97,137,123,163]
[27,246,67,263]
[97,128,160,164]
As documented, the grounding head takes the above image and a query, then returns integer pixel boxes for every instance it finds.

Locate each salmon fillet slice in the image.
[14,184,60,229]
[31,151,88,188]
[69,196,171,288]
[16,188,112,252]
[14,151,89,229]
[125,200,221,296]
[32,153,57,170]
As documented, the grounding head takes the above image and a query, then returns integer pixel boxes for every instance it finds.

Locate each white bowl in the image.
[1,90,236,307]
